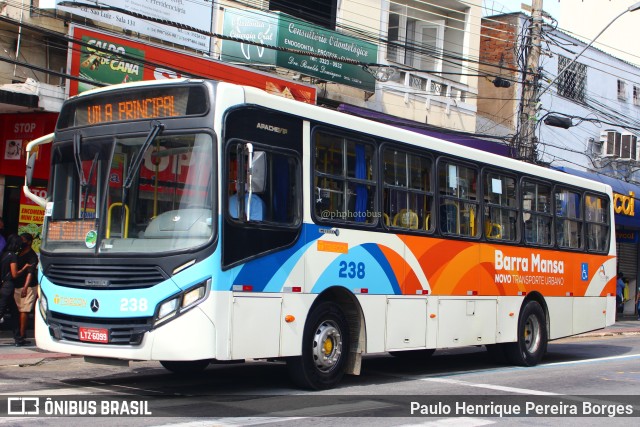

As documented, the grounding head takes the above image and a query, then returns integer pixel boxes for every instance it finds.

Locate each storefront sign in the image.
[0,113,56,179]
[18,187,47,253]
[616,230,638,243]
[69,25,316,104]
[57,0,212,52]
[613,191,635,216]
[221,8,377,91]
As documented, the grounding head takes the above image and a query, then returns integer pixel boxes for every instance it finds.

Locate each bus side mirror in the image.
[23,133,54,208]
[249,151,266,193]
[25,147,37,186]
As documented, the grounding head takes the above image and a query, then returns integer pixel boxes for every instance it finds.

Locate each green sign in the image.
[221,8,278,66]
[78,36,145,93]
[222,9,377,91]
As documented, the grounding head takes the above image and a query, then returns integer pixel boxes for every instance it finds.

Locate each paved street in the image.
[2,317,639,368]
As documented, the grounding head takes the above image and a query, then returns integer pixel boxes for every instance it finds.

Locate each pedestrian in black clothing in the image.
[0,234,33,346]
[14,233,39,341]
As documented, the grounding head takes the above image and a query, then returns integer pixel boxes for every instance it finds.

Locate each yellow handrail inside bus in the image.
[106,203,130,238]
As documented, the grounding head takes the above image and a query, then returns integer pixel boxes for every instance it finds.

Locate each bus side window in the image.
[382,147,433,231]
[227,143,299,225]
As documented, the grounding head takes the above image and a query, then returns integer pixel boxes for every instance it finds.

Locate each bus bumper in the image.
[34,304,217,362]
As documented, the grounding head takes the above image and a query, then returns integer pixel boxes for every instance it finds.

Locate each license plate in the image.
[78,327,109,343]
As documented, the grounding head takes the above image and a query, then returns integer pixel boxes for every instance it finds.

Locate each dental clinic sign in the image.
[222,8,376,91]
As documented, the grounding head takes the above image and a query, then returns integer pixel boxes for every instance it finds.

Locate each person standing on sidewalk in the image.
[13,233,38,342]
[617,272,625,320]
[0,217,6,253]
[0,234,33,346]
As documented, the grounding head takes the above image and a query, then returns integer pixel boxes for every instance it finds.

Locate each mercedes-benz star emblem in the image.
[90,299,100,313]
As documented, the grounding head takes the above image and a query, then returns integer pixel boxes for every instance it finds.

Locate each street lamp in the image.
[537,1,640,100]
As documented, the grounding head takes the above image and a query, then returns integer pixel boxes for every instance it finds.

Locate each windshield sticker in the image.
[85,230,97,249]
[45,202,53,217]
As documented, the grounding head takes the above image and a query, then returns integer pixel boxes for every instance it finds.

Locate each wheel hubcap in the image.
[312,320,342,372]
[523,313,541,353]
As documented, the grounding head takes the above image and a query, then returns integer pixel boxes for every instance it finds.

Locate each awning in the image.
[555,166,640,196]
[556,166,640,229]
[337,104,513,157]
[0,85,38,113]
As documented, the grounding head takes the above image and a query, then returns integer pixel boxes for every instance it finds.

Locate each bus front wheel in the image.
[506,300,547,366]
[287,302,350,390]
[160,359,210,374]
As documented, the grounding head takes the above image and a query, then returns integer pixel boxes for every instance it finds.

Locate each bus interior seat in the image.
[393,209,419,229]
[485,220,502,239]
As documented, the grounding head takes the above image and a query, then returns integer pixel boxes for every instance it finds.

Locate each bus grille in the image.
[46,264,167,289]
[48,311,153,346]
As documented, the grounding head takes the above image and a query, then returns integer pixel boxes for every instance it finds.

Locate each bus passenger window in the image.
[382,147,432,231]
[522,180,552,246]
[314,131,377,224]
[437,161,478,237]
[483,172,517,241]
[585,194,609,252]
[555,188,583,249]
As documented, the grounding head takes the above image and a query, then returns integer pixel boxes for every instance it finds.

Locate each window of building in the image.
[270,0,337,29]
[555,188,583,249]
[387,3,444,72]
[522,180,552,246]
[557,56,587,102]
[314,131,377,224]
[618,80,628,100]
[382,147,433,230]
[585,194,609,252]
[483,171,518,241]
[437,160,479,237]
[634,86,640,106]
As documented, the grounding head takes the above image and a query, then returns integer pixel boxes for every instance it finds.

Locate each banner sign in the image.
[0,113,56,179]
[68,25,316,104]
[56,0,212,52]
[221,8,377,91]
[18,187,47,253]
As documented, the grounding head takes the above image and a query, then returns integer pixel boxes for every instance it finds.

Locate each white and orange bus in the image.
[24,78,616,390]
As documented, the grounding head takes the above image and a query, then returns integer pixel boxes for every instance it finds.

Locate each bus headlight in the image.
[157,298,179,323]
[39,293,48,322]
[182,281,208,309]
[154,278,210,327]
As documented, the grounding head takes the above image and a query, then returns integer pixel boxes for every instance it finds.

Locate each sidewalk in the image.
[1,318,639,367]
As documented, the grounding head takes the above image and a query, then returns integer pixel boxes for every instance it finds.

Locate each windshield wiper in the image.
[73,132,86,187]
[124,121,164,190]
[81,152,99,219]
[72,133,99,219]
[120,121,164,230]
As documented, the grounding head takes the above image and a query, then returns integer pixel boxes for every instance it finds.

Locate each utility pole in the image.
[516,0,543,162]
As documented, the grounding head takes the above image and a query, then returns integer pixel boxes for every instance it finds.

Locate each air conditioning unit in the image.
[590,137,603,155]
[621,133,639,161]
[601,130,621,158]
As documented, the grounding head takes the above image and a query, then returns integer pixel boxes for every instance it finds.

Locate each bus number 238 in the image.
[120,298,148,312]
[338,261,366,279]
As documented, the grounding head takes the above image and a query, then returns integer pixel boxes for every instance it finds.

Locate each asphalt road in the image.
[1,331,640,426]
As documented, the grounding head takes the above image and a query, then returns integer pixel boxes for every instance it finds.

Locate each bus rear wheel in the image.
[160,359,210,374]
[287,302,350,390]
[506,300,547,366]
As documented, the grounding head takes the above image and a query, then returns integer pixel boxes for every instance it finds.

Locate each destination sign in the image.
[58,85,208,129]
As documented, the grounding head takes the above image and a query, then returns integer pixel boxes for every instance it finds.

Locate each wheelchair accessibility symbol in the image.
[581,263,589,281]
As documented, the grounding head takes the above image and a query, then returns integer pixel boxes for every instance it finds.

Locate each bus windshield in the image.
[42,132,214,254]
